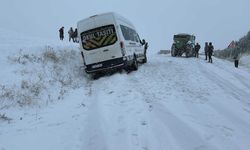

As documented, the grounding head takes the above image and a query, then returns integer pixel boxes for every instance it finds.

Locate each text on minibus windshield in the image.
[82,27,114,41]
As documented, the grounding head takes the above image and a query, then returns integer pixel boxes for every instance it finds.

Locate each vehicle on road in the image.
[171,33,196,57]
[77,12,147,76]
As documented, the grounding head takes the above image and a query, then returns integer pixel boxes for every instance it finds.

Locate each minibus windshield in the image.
[80,25,117,50]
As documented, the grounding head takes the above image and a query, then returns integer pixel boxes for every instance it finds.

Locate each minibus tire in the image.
[132,55,138,71]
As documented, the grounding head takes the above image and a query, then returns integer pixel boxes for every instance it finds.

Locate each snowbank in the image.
[0,28,84,109]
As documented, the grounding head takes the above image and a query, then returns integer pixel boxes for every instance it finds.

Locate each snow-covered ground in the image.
[1,29,250,150]
[240,54,250,69]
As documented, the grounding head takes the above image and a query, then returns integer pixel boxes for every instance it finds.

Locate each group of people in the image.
[194,42,214,63]
[59,26,78,43]
[196,42,241,68]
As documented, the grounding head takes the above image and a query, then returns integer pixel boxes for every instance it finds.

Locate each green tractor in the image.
[171,34,196,57]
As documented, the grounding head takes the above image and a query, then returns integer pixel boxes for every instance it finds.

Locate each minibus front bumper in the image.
[85,57,126,73]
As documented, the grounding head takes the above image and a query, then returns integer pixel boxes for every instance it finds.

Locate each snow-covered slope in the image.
[1,29,250,150]
[240,54,250,69]
[0,28,82,108]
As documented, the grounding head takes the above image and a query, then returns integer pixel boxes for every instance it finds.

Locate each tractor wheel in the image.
[171,44,176,57]
[171,50,175,57]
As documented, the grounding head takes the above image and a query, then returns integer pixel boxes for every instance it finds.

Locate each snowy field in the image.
[1,29,250,150]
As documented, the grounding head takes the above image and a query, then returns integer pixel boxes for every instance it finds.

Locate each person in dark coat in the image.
[204,42,208,60]
[73,28,78,43]
[208,42,214,63]
[233,53,240,68]
[140,39,148,55]
[144,41,149,56]
[195,43,201,58]
[59,26,64,41]
[68,27,74,42]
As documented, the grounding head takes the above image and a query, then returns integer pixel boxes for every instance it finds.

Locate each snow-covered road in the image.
[1,40,250,150]
[80,55,250,150]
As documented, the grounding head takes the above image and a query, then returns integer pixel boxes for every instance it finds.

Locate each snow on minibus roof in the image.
[77,12,134,28]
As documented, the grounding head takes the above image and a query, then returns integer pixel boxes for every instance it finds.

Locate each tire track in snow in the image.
[151,103,218,150]
[198,63,250,106]
[197,62,250,133]
[131,57,218,150]
[80,74,150,150]
[79,79,109,150]
[215,61,250,89]
[135,55,250,150]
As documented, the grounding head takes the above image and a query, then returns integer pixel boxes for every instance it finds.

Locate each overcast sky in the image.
[1,0,250,51]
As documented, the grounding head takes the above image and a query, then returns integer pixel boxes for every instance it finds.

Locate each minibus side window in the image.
[120,25,138,42]
[134,33,140,43]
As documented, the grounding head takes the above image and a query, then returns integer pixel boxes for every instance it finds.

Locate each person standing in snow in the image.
[233,53,240,68]
[59,26,64,41]
[140,39,148,55]
[195,43,201,58]
[73,28,78,43]
[208,42,214,63]
[204,42,208,60]
[68,27,74,42]
[144,41,148,55]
